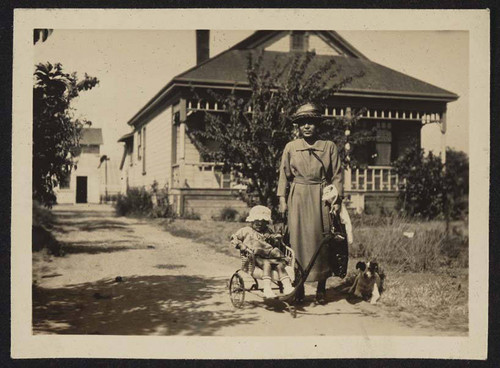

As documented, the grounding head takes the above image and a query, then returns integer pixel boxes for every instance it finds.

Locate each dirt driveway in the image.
[33,204,451,336]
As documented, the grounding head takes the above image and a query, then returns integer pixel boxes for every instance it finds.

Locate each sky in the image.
[34,30,468,165]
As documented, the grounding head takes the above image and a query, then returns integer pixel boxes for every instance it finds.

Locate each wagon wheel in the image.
[282,301,297,318]
[229,272,246,308]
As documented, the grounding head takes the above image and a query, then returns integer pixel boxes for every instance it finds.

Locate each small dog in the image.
[348,261,385,304]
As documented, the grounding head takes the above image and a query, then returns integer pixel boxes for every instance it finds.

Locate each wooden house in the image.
[56,128,103,204]
[118,30,458,218]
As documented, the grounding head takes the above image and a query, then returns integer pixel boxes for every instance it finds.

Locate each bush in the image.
[180,209,201,220]
[115,181,175,219]
[213,207,239,222]
[32,201,63,256]
[33,200,55,229]
[393,146,469,220]
[115,187,153,217]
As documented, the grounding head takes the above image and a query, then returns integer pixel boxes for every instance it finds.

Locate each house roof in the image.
[174,50,458,100]
[80,128,103,145]
[126,31,458,127]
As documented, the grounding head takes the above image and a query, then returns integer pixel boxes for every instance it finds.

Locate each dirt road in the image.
[33,204,451,336]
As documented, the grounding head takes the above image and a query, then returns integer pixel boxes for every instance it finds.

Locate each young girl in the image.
[230,205,294,299]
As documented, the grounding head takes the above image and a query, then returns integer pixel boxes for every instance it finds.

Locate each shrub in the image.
[115,181,175,219]
[394,145,469,220]
[115,187,153,217]
[215,207,239,222]
[180,209,201,220]
[32,201,63,255]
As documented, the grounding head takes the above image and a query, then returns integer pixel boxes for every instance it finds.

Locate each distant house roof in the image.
[126,31,458,127]
[117,131,134,143]
[80,128,103,145]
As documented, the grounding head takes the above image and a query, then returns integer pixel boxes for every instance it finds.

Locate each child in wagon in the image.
[230,205,294,299]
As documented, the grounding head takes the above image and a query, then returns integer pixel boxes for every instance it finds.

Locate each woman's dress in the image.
[277,138,343,281]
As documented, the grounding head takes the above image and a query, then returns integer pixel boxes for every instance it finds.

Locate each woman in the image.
[277,102,343,304]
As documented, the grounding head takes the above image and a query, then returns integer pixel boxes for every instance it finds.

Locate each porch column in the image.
[440,108,447,165]
[178,99,187,187]
[344,167,352,192]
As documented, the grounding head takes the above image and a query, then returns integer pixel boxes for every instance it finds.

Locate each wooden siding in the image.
[184,133,201,163]
[144,106,172,188]
[128,106,172,189]
[263,32,341,55]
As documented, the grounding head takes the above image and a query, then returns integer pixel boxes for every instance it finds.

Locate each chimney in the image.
[196,30,210,65]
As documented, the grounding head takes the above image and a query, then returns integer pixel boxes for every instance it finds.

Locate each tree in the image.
[394,145,469,220]
[191,51,372,214]
[443,148,469,220]
[393,145,445,219]
[33,62,99,207]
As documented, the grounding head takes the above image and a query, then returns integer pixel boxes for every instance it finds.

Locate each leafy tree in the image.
[394,145,469,220]
[33,62,99,207]
[190,51,372,214]
[443,148,469,220]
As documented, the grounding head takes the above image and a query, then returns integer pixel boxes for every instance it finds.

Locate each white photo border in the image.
[12,8,490,359]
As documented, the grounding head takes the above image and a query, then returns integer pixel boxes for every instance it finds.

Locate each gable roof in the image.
[228,30,369,60]
[174,50,458,100]
[126,31,458,127]
[80,128,103,145]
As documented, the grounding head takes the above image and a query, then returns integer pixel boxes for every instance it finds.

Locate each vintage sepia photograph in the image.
[12,9,489,359]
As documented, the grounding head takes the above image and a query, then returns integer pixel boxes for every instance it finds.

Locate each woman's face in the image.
[298,120,317,138]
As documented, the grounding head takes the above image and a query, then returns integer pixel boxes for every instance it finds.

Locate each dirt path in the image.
[33,204,451,336]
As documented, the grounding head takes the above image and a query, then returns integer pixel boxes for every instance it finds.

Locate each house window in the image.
[128,143,133,166]
[173,112,180,164]
[137,129,142,160]
[375,122,392,166]
[142,127,146,175]
[60,172,71,189]
[290,31,309,52]
[81,145,100,154]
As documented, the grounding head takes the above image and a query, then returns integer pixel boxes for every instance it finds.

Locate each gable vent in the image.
[290,31,309,52]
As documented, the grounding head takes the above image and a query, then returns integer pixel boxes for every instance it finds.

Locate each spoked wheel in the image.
[229,272,246,308]
[282,301,297,318]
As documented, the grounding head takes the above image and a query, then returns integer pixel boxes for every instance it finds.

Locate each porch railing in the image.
[173,162,401,192]
[345,166,401,192]
[172,162,241,189]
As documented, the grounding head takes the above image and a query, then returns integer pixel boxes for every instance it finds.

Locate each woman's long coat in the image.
[277,138,344,282]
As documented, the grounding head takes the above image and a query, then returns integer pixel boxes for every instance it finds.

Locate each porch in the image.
[171,162,401,217]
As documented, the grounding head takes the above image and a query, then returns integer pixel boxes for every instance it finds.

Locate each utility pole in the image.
[99,155,110,203]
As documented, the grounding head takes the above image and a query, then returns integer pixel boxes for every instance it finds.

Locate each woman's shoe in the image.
[295,284,305,303]
[315,291,327,305]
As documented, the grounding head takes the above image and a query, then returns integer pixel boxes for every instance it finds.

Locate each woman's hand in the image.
[279,196,287,215]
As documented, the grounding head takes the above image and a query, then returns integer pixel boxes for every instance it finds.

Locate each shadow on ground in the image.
[33,274,258,336]
[60,240,147,255]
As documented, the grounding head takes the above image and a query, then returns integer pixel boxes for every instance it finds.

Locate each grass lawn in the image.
[157,216,469,334]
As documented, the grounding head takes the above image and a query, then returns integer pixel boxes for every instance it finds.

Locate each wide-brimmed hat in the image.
[290,102,325,124]
[246,205,272,223]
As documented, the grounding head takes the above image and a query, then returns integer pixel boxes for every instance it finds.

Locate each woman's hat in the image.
[246,205,272,223]
[290,102,324,124]
[322,184,339,203]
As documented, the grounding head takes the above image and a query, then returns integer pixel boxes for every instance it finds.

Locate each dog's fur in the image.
[348,261,385,304]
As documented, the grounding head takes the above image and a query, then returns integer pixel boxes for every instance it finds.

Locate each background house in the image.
[56,128,103,204]
[118,30,458,218]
